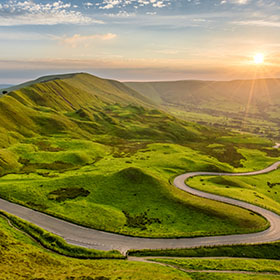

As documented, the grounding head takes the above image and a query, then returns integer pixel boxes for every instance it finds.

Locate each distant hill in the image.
[126,79,280,139]
[0,84,13,91]
[3,73,153,106]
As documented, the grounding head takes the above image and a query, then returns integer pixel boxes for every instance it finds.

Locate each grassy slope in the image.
[1,73,280,277]
[0,215,190,280]
[0,73,154,148]
[153,258,280,273]
[129,240,280,259]
[187,164,280,215]
[126,79,280,139]
[0,140,270,237]
[0,72,275,238]
[3,213,278,280]
[188,274,280,280]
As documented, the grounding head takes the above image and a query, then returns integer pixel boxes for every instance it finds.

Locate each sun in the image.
[253,53,264,64]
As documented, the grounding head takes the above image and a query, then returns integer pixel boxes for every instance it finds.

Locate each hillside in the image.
[0,72,277,241]
[126,79,280,139]
[0,73,163,147]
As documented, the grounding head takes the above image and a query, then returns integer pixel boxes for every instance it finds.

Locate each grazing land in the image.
[152,257,280,273]
[187,167,280,215]
[1,73,280,279]
[0,73,275,238]
[1,212,280,280]
[128,240,280,259]
[0,215,190,280]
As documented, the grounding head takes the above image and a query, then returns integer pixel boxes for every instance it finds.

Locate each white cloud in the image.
[0,0,102,26]
[84,2,94,8]
[106,11,136,17]
[58,33,117,48]
[98,0,169,9]
[233,19,280,27]
[99,0,121,9]
[230,0,249,4]
[220,0,249,4]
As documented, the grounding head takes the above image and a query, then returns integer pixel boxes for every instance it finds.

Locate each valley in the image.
[0,73,280,279]
[126,79,280,139]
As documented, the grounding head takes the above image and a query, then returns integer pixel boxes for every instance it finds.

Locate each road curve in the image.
[0,161,280,255]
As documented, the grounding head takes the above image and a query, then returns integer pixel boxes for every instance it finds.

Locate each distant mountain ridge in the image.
[2,73,78,93]
[0,84,13,91]
[126,79,280,138]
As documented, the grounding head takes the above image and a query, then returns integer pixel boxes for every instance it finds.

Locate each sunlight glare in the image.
[254,53,264,64]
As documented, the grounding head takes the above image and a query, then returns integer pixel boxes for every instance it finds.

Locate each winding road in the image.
[1,161,280,255]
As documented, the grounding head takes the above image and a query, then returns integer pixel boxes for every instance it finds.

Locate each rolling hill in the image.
[0,72,277,242]
[126,79,280,139]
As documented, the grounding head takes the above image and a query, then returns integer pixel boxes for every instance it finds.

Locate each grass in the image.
[187,163,280,215]
[0,211,124,259]
[152,258,280,273]
[0,139,270,238]
[187,273,280,280]
[1,209,279,280]
[128,241,280,259]
[0,215,191,280]
[0,72,279,258]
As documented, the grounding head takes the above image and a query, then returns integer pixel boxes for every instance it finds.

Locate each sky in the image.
[1,0,280,83]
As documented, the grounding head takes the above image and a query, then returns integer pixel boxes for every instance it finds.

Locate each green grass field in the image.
[1,73,280,279]
[1,212,280,280]
[0,215,191,280]
[0,137,271,238]
[188,274,280,280]
[187,157,280,215]
[0,73,276,238]
[152,258,280,273]
[189,274,280,280]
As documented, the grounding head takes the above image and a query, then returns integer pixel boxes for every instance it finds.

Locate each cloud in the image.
[0,0,102,26]
[232,0,249,4]
[58,33,117,48]
[233,20,280,27]
[97,0,170,10]
[220,0,249,4]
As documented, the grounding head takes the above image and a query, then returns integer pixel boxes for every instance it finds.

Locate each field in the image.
[152,257,280,273]
[187,158,280,215]
[128,240,280,259]
[0,215,190,280]
[1,73,280,279]
[0,74,277,239]
[1,212,280,280]
[0,136,271,238]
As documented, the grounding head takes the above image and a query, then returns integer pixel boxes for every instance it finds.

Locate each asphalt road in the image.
[1,161,280,254]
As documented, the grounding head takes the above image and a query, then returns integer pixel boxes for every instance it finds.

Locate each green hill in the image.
[126,79,280,139]
[0,73,161,147]
[0,72,276,241]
